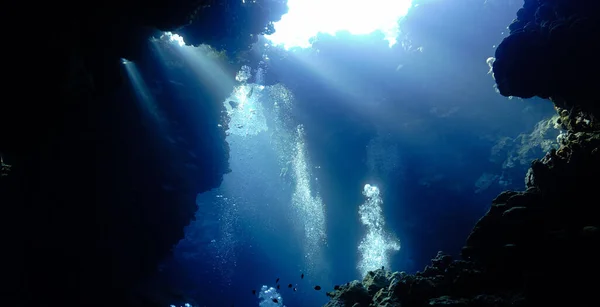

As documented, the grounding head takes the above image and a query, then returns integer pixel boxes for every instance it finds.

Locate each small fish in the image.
[277,284,280,289]
[293,287,297,291]
[381,266,385,270]
[314,285,321,290]
[288,284,292,288]
[252,289,256,295]
[333,285,340,290]
[346,282,350,286]
[276,278,280,284]
[272,298,278,303]
[301,273,304,279]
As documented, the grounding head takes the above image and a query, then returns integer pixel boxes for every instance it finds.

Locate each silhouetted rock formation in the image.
[1,1,287,306]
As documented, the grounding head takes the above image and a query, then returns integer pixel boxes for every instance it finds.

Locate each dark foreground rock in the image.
[1,1,288,306]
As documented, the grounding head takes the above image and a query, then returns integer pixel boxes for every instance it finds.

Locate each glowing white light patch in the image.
[266,0,413,49]
[160,31,186,46]
[357,184,400,277]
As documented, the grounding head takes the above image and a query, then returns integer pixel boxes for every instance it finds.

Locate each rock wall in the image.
[0,1,287,306]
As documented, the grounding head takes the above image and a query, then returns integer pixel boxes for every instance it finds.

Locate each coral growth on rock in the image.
[325,252,525,307]
[479,116,561,191]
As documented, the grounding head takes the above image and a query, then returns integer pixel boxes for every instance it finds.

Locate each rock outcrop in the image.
[1,1,287,307]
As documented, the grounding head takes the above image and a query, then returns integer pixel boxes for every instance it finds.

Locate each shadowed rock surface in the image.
[1,1,287,306]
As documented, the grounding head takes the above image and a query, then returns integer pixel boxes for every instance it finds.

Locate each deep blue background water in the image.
[128,1,558,306]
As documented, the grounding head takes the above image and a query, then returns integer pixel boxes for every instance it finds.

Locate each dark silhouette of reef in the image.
[1,1,286,307]
[492,0,600,116]
[324,1,600,307]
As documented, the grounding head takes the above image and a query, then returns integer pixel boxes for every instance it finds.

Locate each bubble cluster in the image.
[290,125,328,274]
[258,285,285,307]
[235,65,252,82]
[357,184,400,277]
[225,75,268,136]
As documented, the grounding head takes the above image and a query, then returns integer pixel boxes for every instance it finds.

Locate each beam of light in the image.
[121,58,165,125]
[357,184,400,277]
[281,51,367,106]
[151,32,235,98]
[291,124,327,276]
[175,46,234,97]
[265,0,414,49]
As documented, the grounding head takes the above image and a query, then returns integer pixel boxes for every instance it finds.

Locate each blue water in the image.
[126,1,558,306]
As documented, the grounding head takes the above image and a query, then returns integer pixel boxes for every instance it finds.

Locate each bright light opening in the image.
[160,31,186,46]
[266,0,414,49]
